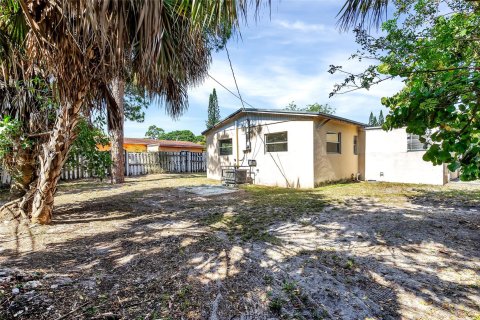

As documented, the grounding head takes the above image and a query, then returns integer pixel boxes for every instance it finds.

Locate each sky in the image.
[124,0,404,138]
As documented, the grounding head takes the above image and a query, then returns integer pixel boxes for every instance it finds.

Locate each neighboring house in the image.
[202,108,365,188]
[99,138,205,153]
[364,127,458,185]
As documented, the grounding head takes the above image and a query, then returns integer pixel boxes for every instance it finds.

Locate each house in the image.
[98,138,205,153]
[203,108,456,188]
[202,108,366,188]
[364,127,458,185]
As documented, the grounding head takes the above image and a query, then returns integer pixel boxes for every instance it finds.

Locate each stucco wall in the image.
[313,119,360,185]
[98,143,147,152]
[206,115,315,188]
[364,128,445,185]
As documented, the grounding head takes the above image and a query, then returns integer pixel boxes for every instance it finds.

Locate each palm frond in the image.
[338,0,389,31]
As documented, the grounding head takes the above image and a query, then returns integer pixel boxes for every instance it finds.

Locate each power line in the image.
[225,45,246,111]
[207,73,256,109]
[211,49,290,187]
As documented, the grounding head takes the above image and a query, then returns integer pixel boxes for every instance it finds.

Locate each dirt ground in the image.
[0,173,479,320]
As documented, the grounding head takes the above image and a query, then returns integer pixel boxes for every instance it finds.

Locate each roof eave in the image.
[202,108,366,135]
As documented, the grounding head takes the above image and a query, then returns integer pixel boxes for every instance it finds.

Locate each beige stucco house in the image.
[203,108,458,188]
[202,108,365,188]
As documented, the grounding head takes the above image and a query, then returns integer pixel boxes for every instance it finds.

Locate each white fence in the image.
[0,151,206,186]
[0,166,11,185]
[126,151,206,176]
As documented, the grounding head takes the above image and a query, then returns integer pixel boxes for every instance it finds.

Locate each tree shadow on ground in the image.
[0,181,479,319]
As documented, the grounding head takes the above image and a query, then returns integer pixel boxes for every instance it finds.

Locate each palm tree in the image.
[0,0,263,224]
[338,0,389,30]
[0,0,57,217]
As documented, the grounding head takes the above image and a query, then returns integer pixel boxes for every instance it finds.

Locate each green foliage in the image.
[145,125,165,140]
[305,102,336,114]
[368,112,374,126]
[124,84,150,123]
[145,125,203,143]
[268,297,284,314]
[206,88,220,129]
[162,130,203,143]
[378,110,384,125]
[284,101,336,114]
[331,0,480,180]
[368,110,384,126]
[66,119,111,180]
[0,117,28,160]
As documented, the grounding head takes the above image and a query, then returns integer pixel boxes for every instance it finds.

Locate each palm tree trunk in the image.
[9,149,36,200]
[30,89,87,224]
[109,78,125,184]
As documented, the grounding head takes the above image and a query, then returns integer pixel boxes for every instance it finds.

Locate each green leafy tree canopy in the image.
[330,0,480,180]
[145,125,165,140]
[144,126,203,143]
[284,101,336,114]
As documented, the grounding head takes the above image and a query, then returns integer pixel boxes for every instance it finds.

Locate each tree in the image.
[305,103,336,114]
[338,0,389,30]
[284,101,335,114]
[206,88,221,129]
[108,79,126,184]
[368,112,375,126]
[145,125,166,140]
[162,130,198,142]
[332,0,480,180]
[378,110,384,126]
[108,81,150,184]
[284,101,299,111]
[65,119,112,181]
[1,0,265,224]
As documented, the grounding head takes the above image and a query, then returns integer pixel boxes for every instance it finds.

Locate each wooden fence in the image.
[0,166,11,185]
[0,151,206,186]
[125,151,206,176]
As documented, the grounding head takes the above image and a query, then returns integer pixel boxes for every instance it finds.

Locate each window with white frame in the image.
[219,138,233,155]
[407,133,428,151]
[353,135,358,155]
[265,132,288,152]
[326,132,341,154]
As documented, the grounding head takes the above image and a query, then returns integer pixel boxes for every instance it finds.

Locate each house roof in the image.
[201,108,367,135]
[124,138,204,149]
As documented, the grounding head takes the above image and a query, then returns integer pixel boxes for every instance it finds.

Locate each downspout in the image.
[235,120,240,167]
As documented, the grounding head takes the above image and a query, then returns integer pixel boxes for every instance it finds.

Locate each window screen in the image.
[407,134,428,151]
[219,139,232,155]
[353,135,358,155]
[265,132,288,152]
[326,132,341,154]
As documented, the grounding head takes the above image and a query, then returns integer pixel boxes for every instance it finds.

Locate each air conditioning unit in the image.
[224,169,248,185]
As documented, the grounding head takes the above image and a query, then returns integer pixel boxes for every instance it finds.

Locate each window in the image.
[407,133,428,151]
[219,139,232,155]
[265,132,288,152]
[353,135,358,155]
[326,132,341,154]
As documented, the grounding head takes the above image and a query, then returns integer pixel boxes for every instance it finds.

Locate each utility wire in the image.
[218,45,291,187]
[225,45,247,111]
[207,73,256,109]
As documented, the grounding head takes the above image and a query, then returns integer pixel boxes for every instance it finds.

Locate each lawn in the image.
[0,174,479,319]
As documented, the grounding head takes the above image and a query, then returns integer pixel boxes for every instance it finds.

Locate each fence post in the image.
[124,150,129,176]
[187,151,191,172]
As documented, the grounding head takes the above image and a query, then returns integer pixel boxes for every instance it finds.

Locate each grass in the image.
[201,181,480,244]
[202,185,326,243]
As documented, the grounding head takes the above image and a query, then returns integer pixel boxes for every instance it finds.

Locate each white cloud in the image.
[188,51,404,124]
[274,19,329,33]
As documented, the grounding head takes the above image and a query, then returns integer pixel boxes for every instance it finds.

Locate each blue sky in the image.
[124,0,403,138]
